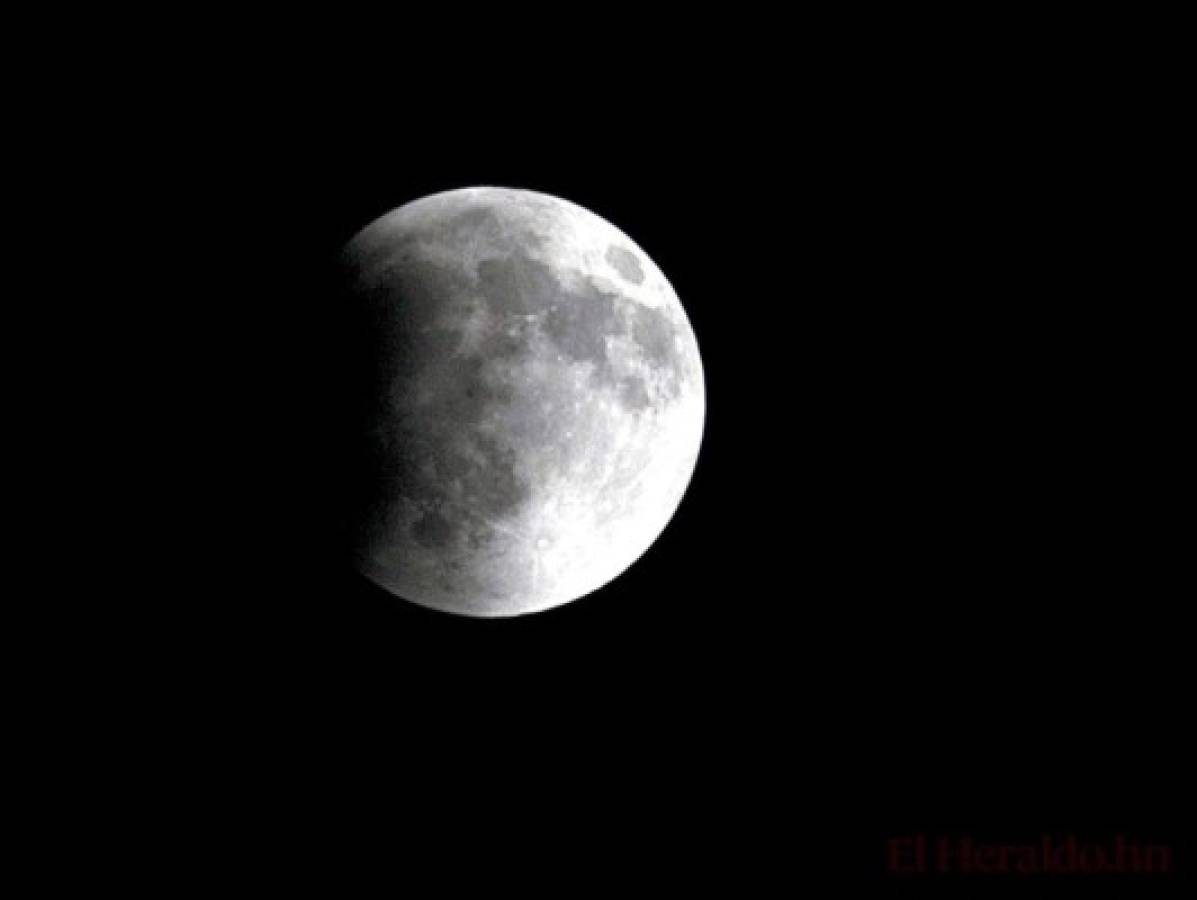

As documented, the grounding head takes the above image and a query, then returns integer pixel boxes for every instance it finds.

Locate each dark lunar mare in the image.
[477,250,685,406]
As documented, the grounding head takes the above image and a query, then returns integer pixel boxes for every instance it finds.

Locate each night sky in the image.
[153,13,1187,888]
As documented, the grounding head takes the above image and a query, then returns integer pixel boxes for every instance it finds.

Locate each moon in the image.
[340,187,704,617]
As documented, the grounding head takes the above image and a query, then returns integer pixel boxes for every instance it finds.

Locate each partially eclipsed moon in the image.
[341,187,704,617]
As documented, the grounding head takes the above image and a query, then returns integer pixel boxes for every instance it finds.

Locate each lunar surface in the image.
[340,187,704,617]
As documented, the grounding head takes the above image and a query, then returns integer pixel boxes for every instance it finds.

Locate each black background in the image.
[122,10,1188,891]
